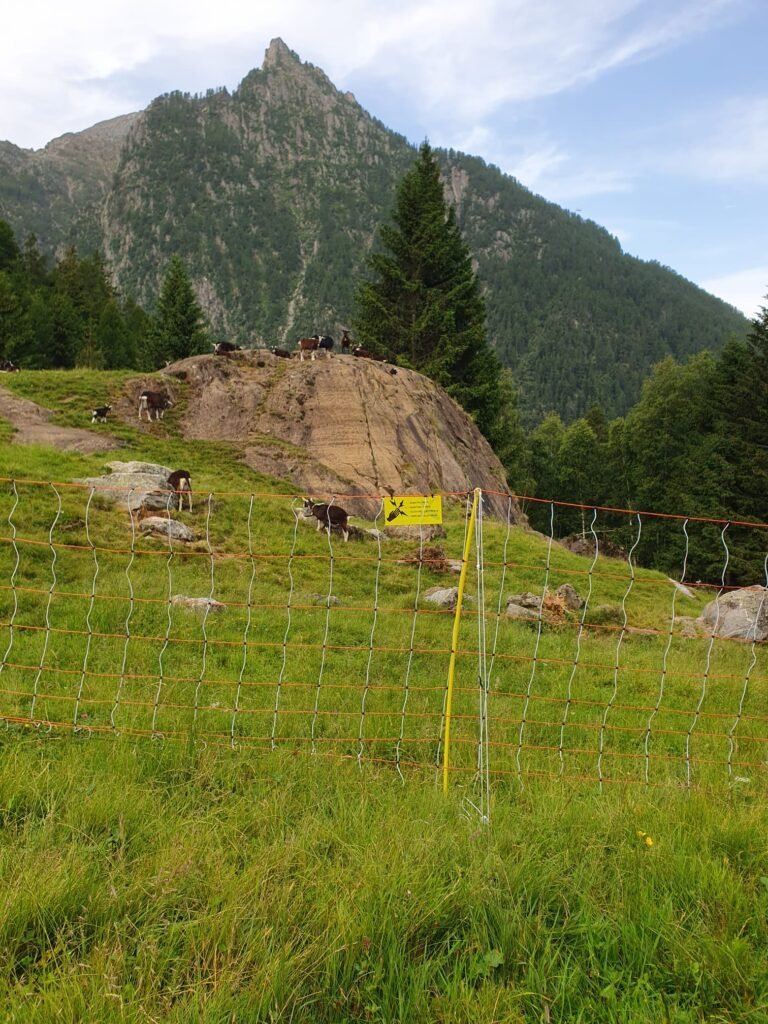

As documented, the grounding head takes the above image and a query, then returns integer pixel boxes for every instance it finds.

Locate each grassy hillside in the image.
[0,370,766,1021]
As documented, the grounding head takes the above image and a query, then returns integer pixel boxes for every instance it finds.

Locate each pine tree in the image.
[0,220,19,272]
[149,255,209,366]
[354,142,503,441]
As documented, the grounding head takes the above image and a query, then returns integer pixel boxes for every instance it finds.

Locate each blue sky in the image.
[1,0,766,317]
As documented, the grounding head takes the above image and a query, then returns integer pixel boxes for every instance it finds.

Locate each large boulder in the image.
[164,352,522,521]
[139,517,196,542]
[696,586,768,641]
[77,460,177,512]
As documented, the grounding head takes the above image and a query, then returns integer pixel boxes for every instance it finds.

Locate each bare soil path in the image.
[0,384,118,453]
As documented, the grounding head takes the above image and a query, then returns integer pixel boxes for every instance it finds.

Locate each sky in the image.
[1,0,766,319]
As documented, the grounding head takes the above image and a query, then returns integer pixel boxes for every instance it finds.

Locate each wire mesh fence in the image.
[0,477,766,805]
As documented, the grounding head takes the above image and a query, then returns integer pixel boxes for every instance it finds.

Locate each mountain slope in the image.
[0,39,748,423]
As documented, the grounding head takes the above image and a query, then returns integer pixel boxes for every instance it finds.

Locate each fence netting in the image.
[0,478,766,803]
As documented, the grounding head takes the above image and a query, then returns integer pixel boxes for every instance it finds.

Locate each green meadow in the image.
[0,370,766,1022]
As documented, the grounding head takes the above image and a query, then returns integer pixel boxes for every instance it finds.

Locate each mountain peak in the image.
[263,38,300,70]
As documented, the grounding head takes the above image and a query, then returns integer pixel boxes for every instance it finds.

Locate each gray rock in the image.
[667,577,696,599]
[384,524,447,542]
[555,583,582,610]
[505,602,540,620]
[696,586,768,640]
[171,595,226,613]
[139,517,196,542]
[506,591,542,610]
[424,586,459,609]
[78,460,177,511]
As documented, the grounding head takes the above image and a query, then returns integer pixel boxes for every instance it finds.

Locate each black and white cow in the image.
[352,346,387,362]
[271,346,293,359]
[167,469,193,511]
[213,341,240,355]
[91,404,111,423]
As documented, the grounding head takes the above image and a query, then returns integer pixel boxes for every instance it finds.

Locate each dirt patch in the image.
[0,385,120,453]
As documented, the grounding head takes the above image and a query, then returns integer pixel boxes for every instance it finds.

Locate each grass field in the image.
[0,370,766,1022]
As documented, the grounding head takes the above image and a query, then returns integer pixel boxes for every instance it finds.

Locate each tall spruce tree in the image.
[148,255,208,366]
[354,142,503,441]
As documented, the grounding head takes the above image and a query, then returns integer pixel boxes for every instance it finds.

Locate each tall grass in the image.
[1,735,767,1022]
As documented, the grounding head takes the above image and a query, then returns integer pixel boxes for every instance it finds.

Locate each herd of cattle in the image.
[214,329,388,364]
[89,329,391,429]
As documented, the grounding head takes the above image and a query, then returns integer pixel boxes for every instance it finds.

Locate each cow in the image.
[301,498,350,542]
[352,346,387,362]
[213,341,240,355]
[271,346,293,359]
[166,469,193,511]
[297,336,320,361]
[317,335,334,358]
[138,390,172,421]
[340,330,352,352]
[91,404,111,423]
[0,360,19,372]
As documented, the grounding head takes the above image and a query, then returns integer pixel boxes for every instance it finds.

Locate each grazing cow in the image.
[166,469,192,511]
[352,346,387,362]
[301,498,350,542]
[271,346,293,359]
[138,390,172,421]
[91,404,111,423]
[213,341,240,355]
[340,330,352,352]
[0,359,19,372]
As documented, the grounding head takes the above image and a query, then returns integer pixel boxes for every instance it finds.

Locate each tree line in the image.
[0,222,208,370]
[520,306,768,584]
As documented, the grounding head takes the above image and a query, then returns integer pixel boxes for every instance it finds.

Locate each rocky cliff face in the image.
[0,113,139,252]
[98,38,413,346]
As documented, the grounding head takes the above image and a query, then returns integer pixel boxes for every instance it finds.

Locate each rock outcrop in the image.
[158,351,520,520]
[696,586,768,641]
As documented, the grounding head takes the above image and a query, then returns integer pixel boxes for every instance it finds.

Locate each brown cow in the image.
[297,336,320,361]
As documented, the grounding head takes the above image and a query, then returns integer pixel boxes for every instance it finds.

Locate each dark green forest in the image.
[521,297,768,584]
[0,221,207,370]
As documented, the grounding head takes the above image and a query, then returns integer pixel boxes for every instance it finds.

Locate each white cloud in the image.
[700,267,768,318]
[0,0,741,148]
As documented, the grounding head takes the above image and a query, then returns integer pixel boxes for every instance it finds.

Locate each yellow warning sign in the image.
[382,495,443,526]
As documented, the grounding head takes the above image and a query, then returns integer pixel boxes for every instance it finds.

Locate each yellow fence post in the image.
[442,487,480,796]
